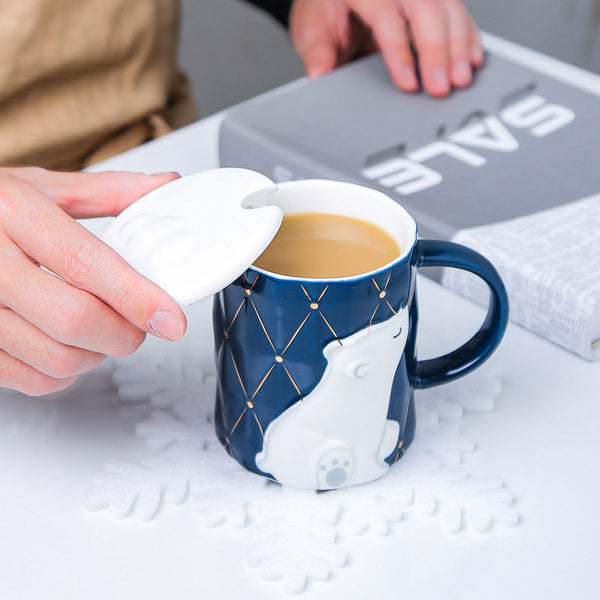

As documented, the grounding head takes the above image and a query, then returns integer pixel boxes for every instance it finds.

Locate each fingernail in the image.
[305,45,337,79]
[149,310,185,341]
[152,171,180,179]
[452,60,472,85]
[306,63,328,79]
[471,44,484,65]
[401,65,419,90]
[430,67,450,94]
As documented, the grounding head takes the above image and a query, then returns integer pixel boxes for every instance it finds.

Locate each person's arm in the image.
[0,168,186,396]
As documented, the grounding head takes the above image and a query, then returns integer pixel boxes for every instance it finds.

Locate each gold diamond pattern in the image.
[219,271,407,463]
[300,284,342,346]
[369,273,403,327]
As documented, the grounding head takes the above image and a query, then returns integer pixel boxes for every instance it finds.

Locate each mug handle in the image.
[412,239,509,389]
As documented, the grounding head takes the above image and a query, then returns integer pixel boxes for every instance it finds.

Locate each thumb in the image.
[3,167,179,219]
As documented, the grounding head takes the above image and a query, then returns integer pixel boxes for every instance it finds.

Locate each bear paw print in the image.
[317,448,354,490]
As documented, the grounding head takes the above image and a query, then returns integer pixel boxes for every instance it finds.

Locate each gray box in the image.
[218,52,600,240]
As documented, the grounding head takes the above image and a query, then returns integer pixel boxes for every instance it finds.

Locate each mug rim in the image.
[249,179,418,283]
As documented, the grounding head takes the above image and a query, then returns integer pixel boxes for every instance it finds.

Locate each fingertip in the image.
[470,43,484,68]
[304,42,338,79]
[152,171,181,182]
[451,59,473,88]
[33,374,79,398]
[392,65,420,93]
[306,63,331,79]
[148,309,187,342]
[423,67,451,97]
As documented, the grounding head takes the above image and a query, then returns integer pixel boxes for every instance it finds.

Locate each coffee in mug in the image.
[253,212,400,278]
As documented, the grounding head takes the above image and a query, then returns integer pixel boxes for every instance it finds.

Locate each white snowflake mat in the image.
[85,337,520,595]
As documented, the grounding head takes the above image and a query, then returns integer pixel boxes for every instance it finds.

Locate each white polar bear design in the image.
[255,306,409,490]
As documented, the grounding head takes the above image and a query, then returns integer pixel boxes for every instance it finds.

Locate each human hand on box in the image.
[290,0,483,96]
[0,168,186,396]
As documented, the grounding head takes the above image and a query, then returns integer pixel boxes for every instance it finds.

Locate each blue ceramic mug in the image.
[213,180,508,490]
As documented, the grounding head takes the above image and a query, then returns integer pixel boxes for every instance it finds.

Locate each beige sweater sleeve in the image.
[0,0,196,171]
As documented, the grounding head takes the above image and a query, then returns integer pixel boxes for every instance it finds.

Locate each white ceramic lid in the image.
[102,168,282,305]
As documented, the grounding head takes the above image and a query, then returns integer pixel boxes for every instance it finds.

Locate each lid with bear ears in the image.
[102,168,282,305]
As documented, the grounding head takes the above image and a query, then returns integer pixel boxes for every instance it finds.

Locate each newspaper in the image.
[443,193,600,360]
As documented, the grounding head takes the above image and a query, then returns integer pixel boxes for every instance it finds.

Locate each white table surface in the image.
[1,36,599,600]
